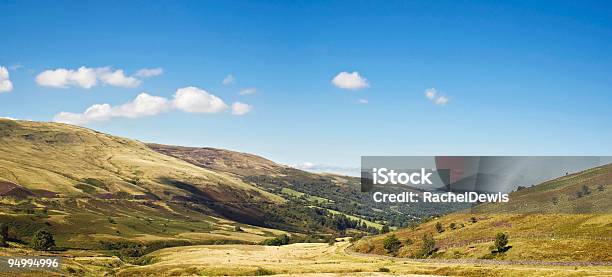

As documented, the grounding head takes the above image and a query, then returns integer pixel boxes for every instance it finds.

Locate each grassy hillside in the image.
[0,119,297,251]
[148,144,457,229]
[0,119,395,254]
[354,164,612,262]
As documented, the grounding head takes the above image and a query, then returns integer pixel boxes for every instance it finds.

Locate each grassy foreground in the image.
[69,241,609,276]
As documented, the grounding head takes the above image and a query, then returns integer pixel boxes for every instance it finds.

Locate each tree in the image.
[31,229,56,251]
[494,232,509,253]
[381,225,390,234]
[383,234,401,254]
[0,223,7,247]
[435,222,444,233]
[415,234,436,258]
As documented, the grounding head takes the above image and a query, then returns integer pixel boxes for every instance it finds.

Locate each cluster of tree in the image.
[261,234,290,246]
[245,171,461,231]
[0,223,8,247]
[30,229,55,251]
[382,233,438,258]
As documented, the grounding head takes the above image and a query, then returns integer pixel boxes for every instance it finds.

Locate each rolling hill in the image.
[0,119,416,253]
[354,164,612,262]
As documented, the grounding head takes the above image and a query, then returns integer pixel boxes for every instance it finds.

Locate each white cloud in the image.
[0,66,14,93]
[53,86,254,126]
[222,74,235,85]
[35,66,150,89]
[239,88,257,95]
[424,88,450,106]
[331,71,369,90]
[357,98,368,104]
[135,67,163,78]
[96,67,141,88]
[435,96,449,106]
[425,88,436,100]
[53,93,169,125]
[113,93,170,118]
[231,102,253,115]
[296,162,316,169]
[54,104,113,125]
[172,86,228,114]
[293,162,360,176]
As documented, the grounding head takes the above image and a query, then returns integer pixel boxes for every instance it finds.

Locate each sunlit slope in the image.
[355,165,612,262]
[0,119,282,204]
[473,163,612,214]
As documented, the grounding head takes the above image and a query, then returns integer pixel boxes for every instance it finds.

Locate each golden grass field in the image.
[75,241,611,276]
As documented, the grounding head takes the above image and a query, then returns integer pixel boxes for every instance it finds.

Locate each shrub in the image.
[470,217,477,223]
[435,222,444,233]
[234,226,243,232]
[494,232,509,253]
[378,267,391,272]
[597,184,605,192]
[254,267,275,275]
[415,234,436,258]
[383,234,401,254]
[30,229,55,251]
[577,185,591,198]
[449,223,456,230]
[381,225,390,234]
[405,238,414,245]
[262,234,290,246]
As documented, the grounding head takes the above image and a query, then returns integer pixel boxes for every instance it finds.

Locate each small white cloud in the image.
[0,117,16,120]
[0,66,14,93]
[222,74,235,85]
[172,86,228,114]
[96,67,141,88]
[435,96,449,106]
[293,162,360,176]
[357,98,368,104]
[425,88,437,100]
[296,162,316,170]
[231,102,253,115]
[35,66,145,89]
[331,71,369,90]
[239,88,257,95]
[135,67,163,78]
[424,88,450,106]
[113,93,169,118]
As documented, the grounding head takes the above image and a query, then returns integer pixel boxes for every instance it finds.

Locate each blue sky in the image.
[1,1,612,175]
